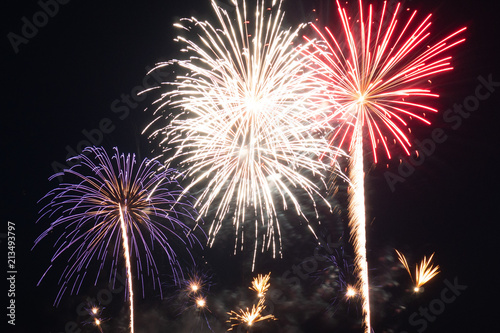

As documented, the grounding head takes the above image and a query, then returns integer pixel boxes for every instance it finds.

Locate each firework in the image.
[145,0,340,270]
[83,304,105,333]
[93,318,103,333]
[396,249,440,292]
[249,272,271,298]
[345,285,357,299]
[306,1,465,331]
[227,298,276,331]
[35,147,202,333]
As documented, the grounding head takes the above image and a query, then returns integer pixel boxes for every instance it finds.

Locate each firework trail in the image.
[305,1,466,331]
[35,147,203,333]
[144,0,341,270]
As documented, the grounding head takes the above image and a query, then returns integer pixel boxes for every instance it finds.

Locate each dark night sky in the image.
[2,0,500,332]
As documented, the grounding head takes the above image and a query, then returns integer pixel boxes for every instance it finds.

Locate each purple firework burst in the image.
[35,146,204,315]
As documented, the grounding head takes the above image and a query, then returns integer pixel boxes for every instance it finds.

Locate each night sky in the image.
[3,0,500,332]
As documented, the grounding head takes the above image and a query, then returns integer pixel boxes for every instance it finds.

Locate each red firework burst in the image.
[305,0,466,163]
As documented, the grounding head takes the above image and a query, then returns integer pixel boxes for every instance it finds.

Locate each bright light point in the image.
[91,307,99,315]
[190,283,200,292]
[346,285,357,298]
[195,297,206,308]
[239,147,248,157]
[94,318,101,326]
[414,286,420,293]
[356,93,366,104]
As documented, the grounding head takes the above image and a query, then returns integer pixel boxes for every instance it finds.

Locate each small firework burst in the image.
[249,272,271,298]
[396,249,440,292]
[345,285,358,299]
[227,298,276,331]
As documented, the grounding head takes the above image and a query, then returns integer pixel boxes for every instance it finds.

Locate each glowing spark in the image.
[227,298,276,330]
[345,285,357,298]
[305,1,465,332]
[34,147,203,333]
[90,306,100,316]
[396,249,440,292]
[94,318,103,333]
[145,0,340,270]
[195,296,207,308]
[249,272,271,298]
[190,282,200,293]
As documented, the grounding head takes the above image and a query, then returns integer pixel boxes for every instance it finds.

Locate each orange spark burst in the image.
[249,273,271,298]
[227,298,276,331]
[396,249,440,292]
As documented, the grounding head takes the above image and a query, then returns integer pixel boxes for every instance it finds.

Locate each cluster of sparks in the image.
[144,0,340,271]
[35,147,202,333]
[228,298,276,331]
[249,272,271,298]
[396,249,440,293]
[185,273,210,311]
[87,306,104,333]
[227,272,275,330]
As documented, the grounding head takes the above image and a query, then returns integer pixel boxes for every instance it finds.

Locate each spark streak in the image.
[348,123,370,331]
[119,205,134,333]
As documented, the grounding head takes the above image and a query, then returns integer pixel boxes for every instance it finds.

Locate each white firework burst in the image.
[144,0,343,270]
